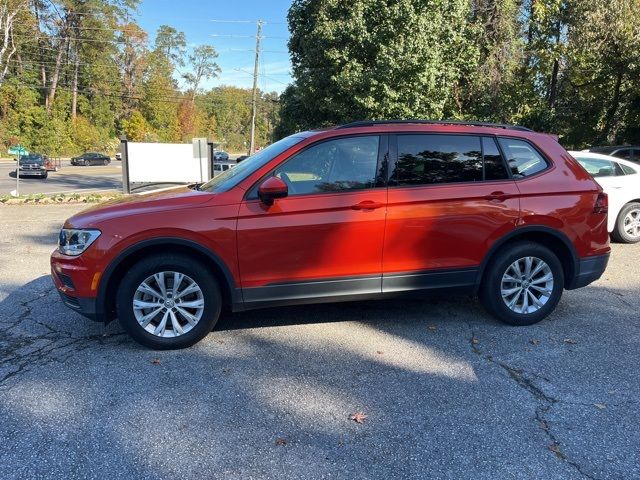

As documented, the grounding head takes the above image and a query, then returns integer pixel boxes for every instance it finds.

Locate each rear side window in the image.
[498,138,548,178]
[483,137,509,180]
[392,135,483,185]
[578,157,624,177]
[620,163,637,175]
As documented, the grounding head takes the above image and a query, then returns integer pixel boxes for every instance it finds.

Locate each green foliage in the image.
[282,0,477,132]
[280,0,640,148]
[0,1,271,155]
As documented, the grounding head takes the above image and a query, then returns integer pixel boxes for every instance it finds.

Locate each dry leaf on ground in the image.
[350,412,368,424]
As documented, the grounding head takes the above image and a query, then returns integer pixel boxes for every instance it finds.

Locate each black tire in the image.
[103,159,109,165]
[42,172,48,179]
[116,254,221,349]
[611,202,640,244]
[479,242,564,326]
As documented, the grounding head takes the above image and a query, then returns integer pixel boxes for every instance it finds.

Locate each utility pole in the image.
[249,20,263,155]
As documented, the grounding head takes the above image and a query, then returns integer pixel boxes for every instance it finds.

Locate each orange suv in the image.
[51,120,610,349]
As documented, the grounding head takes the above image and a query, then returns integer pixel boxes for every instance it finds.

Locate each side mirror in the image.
[258,176,288,206]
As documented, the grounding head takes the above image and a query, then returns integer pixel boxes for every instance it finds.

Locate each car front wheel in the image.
[479,242,564,326]
[116,254,221,349]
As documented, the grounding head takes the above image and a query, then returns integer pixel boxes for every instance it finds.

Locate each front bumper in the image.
[19,169,46,176]
[566,253,610,290]
[51,250,104,322]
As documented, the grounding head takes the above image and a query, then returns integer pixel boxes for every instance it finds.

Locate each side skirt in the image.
[234,268,479,312]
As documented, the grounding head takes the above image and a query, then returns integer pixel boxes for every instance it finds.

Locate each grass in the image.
[0,191,123,205]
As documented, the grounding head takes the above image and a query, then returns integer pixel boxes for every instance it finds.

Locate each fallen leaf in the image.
[376,350,384,355]
[530,339,541,346]
[222,368,231,374]
[548,442,565,459]
[275,438,287,446]
[428,325,437,331]
[471,337,479,345]
[350,411,368,424]
[151,358,161,365]
[563,338,577,344]
[594,403,606,410]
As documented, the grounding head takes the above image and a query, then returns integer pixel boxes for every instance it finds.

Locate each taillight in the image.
[593,192,608,214]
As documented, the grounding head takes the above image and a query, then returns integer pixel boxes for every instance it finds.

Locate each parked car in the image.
[585,145,640,163]
[18,153,48,179]
[571,150,640,243]
[236,155,249,163]
[214,150,229,161]
[52,120,610,349]
[71,152,111,166]
[212,161,236,176]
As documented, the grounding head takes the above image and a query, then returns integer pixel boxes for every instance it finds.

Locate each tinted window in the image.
[498,138,548,178]
[483,137,509,180]
[577,157,624,177]
[613,149,631,160]
[392,135,483,185]
[620,163,637,175]
[273,136,380,195]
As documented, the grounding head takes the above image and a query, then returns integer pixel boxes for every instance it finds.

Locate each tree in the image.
[0,0,29,85]
[182,45,220,102]
[121,110,151,141]
[154,25,186,67]
[279,0,477,134]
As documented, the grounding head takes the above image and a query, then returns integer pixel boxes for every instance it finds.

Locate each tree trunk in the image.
[604,69,624,143]
[46,38,68,112]
[71,46,79,120]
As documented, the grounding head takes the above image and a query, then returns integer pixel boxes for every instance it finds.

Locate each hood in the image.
[65,187,212,228]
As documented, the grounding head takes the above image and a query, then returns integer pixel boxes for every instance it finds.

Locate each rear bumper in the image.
[566,253,610,290]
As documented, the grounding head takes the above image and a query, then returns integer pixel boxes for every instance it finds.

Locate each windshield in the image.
[19,155,43,165]
[199,135,307,193]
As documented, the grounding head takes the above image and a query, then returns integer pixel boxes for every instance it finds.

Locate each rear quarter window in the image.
[498,138,549,178]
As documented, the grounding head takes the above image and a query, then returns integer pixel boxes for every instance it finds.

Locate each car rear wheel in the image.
[116,254,221,349]
[611,202,640,244]
[103,159,109,165]
[479,242,564,326]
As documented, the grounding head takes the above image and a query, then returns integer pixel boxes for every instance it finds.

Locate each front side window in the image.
[272,136,380,196]
[577,157,624,177]
[498,138,548,178]
[391,134,484,185]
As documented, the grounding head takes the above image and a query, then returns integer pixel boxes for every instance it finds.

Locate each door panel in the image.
[237,134,388,303]
[382,134,520,290]
[237,190,387,290]
[383,182,519,273]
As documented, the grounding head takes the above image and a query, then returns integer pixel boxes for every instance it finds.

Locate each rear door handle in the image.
[351,200,384,210]
[485,191,509,202]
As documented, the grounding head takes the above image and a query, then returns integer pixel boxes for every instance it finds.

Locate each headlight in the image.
[58,228,101,256]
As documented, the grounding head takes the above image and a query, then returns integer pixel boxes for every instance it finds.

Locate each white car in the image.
[570,151,640,243]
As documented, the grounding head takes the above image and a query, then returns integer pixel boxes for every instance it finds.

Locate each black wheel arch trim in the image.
[477,225,579,289]
[96,237,239,322]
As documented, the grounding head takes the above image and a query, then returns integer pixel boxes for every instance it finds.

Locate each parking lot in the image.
[0,202,638,479]
[0,159,122,196]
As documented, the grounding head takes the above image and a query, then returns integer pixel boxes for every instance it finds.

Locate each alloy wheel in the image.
[132,271,205,337]
[623,209,640,239]
[500,256,554,314]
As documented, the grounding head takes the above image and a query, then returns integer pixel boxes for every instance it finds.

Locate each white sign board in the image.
[126,142,210,184]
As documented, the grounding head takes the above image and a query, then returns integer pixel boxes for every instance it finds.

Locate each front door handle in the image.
[485,191,508,202]
[351,200,384,210]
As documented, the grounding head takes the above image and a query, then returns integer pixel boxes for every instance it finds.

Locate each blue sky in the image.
[137,0,293,93]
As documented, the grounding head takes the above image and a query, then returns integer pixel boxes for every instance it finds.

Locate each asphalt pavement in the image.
[0,159,122,195]
[0,203,638,479]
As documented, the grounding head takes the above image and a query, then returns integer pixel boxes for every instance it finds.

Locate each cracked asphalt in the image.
[1,203,639,479]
